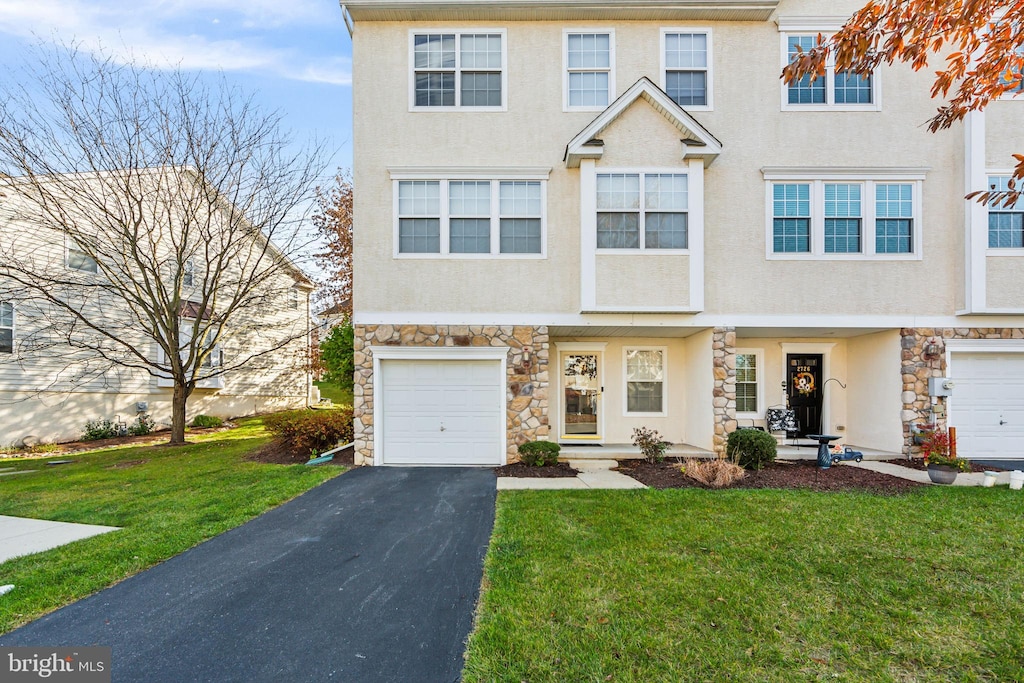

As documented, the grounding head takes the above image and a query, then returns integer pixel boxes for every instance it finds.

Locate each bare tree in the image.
[311,170,354,317]
[0,47,326,444]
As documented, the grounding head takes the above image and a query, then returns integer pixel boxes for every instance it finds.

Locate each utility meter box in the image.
[135,401,149,413]
[928,377,954,397]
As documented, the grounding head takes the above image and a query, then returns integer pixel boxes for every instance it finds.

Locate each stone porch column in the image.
[712,326,737,457]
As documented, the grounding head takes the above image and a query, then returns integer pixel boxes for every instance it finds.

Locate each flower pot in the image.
[927,464,958,485]
[1010,470,1024,491]
[983,471,998,487]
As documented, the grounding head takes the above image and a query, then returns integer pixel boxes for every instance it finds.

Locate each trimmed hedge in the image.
[518,441,561,467]
[726,429,777,471]
[263,408,353,456]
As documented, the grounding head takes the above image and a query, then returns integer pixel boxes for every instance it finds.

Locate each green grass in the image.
[0,417,341,634]
[464,488,1024,682]
[314,380,353,407]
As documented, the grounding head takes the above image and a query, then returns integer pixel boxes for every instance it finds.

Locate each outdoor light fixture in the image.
[922,337,944,359]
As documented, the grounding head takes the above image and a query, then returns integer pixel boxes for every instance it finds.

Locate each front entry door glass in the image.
[787,354,824,437]
[563,352,601,438]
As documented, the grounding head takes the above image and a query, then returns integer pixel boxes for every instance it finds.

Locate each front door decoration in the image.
[792,371,816,396]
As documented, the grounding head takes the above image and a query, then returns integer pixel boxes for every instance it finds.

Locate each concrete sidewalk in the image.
[497,460,646,490]
[0,516,120,564]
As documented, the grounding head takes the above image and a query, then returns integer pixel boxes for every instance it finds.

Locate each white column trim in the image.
[580,159,598,312]
[687,158,705,311]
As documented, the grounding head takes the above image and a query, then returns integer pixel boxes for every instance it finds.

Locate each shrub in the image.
[191,414,223,429]
[263,408,354,456]
[683,458,746,488]
[82,419,121,441]
[127,413,156,436]
[320,321,355,390]
[726,429,777,470]
[632,426,671,464]
[518,441,560,467]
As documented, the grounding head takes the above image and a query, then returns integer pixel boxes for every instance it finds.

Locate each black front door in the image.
[787,354,823,437]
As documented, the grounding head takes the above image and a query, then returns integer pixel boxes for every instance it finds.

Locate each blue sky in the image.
[0,0,355,172]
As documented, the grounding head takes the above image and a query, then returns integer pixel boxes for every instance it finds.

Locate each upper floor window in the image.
[288,287,300,310]
[661,29,712,109]
[597,173,688,250]
[394,176,545,257]
[988,175,1024,248]
[67,246,98,273]
[0,302,13,354]
[766,174,922,259]
[781,31,879,111]
[411,31,505,110]
[183,258,195,287]
[565,31,614,111]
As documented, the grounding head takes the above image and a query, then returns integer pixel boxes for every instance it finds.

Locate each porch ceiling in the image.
[735,327,893,339]
[550,325,709,338]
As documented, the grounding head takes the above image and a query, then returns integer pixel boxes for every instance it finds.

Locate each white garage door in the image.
[951,352,1024,459]
[379,359,504,466]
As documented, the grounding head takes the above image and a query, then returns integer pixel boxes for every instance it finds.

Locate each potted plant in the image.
[920,429,969,484]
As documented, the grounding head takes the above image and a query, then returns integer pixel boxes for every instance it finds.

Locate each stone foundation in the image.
[712,326,737,457]
[352,324,550,466]
[901,327,1024,456]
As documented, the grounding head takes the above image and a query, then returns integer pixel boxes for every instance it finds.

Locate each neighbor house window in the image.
[766,175,922,258]
[394,176,546,256]
[988,175,1024,248]
[0,302,13,354]
[735,352,759,414]
[782,33,877,109]
[597,173,688,250]
[662,30,712,108]
[625,348,666,414]
[183,259,195,287]
[288,287,300,310]
[67,247,98,273]
[411,31,505,109]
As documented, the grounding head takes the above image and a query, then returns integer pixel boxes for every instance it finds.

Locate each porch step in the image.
[567,459,618,471]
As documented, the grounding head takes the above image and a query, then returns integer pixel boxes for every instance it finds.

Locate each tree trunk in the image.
[170,382,190,445]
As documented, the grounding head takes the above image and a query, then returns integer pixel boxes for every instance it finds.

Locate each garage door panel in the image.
[951,351,1024,459]
[380,358,504,466]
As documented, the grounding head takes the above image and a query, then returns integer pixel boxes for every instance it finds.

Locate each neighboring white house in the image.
[343,0,1024,466]
[0,169,315,445]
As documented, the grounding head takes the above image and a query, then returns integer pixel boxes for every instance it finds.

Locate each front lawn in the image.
[0,418,342,634]
[464,488,1024,681]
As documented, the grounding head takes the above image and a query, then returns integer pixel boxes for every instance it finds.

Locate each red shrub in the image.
[263,408,353,456]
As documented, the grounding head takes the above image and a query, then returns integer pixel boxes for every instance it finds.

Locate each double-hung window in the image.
[565,31,613,110]
[625,347,666,415]
[597,173,688,250]
[395,175,545,256]
[766,173,922,258]
[0,302,13,354]
[780,26,879,110]
[661,29,712,109]
[411,31,505,109]
[183,258,195,287]
[735,351,761,415]
[988,175,1024,248]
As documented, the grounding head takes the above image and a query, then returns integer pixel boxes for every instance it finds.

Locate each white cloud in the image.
[0,0,350,85]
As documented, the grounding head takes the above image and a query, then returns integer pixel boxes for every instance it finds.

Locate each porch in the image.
[559,441,900,461]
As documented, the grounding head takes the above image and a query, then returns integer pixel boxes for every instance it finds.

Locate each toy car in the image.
[831,446,864,464]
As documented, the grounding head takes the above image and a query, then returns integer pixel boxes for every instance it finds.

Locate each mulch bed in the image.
[494,462,580,478]
[884,458,1006,473]
[246,440,353,466]
[1,425,235,459]
[617,459,924,495]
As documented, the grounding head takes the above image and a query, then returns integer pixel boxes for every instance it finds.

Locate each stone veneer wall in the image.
[712,326,737,457]
[352,325,550,466]
[901,327,1024,456]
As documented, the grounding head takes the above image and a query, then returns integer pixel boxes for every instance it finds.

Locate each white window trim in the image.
[155,327,225,390]
[390,171,548,259]
[762,169,925,261]
[408,29,508,112]
[984,169,1024,255]
[563,29,615,113]
[622,345,668,417]
[777,23,882,112]
[735,348,764,419]
[659,27,714,112]
[0,301,14,354]
[182,258,195,287]
[595,167,691,255]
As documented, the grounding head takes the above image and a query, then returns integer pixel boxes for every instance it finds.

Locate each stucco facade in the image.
[346,0,1024,464]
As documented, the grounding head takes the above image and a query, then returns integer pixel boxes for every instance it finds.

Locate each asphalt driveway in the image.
[0,467,497,682]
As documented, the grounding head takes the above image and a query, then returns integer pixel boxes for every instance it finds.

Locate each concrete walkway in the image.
[849,460,1018,486]
[497,460,646,490]
[0,516,119,564]
[0,468,496,683]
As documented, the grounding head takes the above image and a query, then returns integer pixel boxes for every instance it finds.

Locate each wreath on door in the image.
[793,372,815,395]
